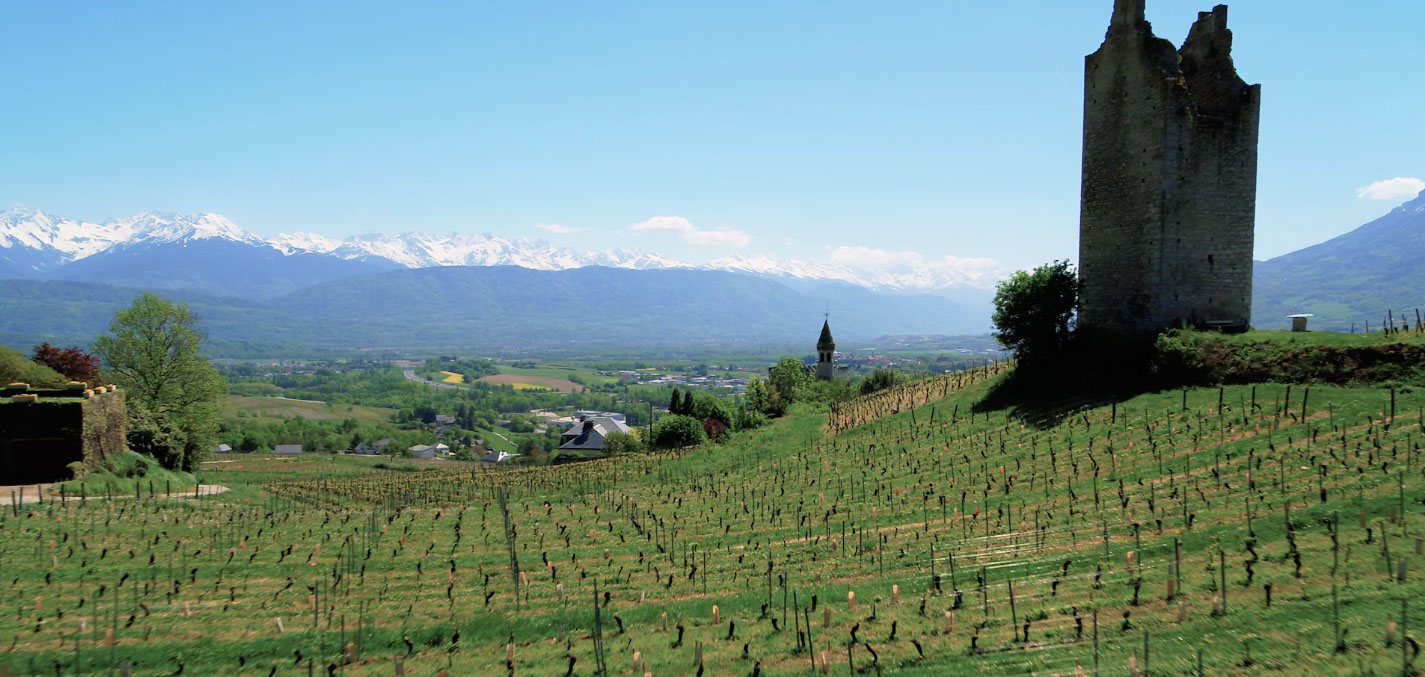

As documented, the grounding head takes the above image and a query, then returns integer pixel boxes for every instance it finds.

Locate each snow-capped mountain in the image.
[116,212,266,247]
[0,207,999,299]
[0,209,263,269]
[0,209,139,273]
[270,230,690,272]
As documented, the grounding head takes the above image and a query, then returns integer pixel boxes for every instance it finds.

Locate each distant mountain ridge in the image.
[0,207,999,299]
[1253,190,1425,331]
[0,267,990,355]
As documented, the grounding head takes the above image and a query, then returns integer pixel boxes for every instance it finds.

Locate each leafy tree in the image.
[31,343,101,386]
[602,431,645,455]
[744,378,772,416]
[652,414,706,449]
[748,356,810,417]
[735,404,769,431]
[687,392,734,428]
[991,260,1080,365]
[94,293,226,471]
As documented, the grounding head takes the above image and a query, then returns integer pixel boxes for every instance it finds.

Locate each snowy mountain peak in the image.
[268,232,343,255]
[0,208,134,259]
[117,212,264,246]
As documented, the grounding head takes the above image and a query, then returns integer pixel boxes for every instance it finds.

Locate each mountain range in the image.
[0,208,995,299]
[3,190,1422,353]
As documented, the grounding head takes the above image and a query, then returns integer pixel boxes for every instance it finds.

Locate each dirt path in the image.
[0,484,229,506]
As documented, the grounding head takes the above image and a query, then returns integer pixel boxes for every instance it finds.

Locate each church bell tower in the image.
[814,318,836,381]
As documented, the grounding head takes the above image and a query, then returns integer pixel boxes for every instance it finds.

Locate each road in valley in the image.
[402,369,463,390]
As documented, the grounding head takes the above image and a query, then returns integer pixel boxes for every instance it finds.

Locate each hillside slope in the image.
[1254,190,1425,330]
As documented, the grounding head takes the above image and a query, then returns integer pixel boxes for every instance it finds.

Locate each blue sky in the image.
[3,1,1421,279]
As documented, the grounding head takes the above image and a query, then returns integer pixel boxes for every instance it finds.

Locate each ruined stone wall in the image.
[1079,1,1259,331]
[81,391,126,464]
[0,391,125,484]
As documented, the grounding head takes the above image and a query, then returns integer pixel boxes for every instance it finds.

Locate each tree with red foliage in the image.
[30,343,100,386]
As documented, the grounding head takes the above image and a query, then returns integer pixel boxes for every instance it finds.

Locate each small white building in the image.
[481,450,520,464]
[408,443,450,459]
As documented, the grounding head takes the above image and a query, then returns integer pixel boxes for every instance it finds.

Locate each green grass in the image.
[1216,328,1425,347]
[224,395,397,423]
[49,450,197,497]
[474,426,517,453]
[4,366,1425,675]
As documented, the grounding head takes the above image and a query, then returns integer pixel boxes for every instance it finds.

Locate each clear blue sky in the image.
[4,1,1421,276]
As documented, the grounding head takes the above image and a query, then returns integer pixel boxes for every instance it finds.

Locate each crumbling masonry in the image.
[1078,0,1260,331]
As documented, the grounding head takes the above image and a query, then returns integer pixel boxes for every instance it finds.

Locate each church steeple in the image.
[815,317,836,380]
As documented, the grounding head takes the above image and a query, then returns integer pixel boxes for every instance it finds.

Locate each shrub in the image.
[859,369,902,396]
[603,431,645,455]
[652,414,707,449]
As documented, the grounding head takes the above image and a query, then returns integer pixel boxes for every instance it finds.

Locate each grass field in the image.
[6,362,1425,675]
[224,396,397,423]
[1219,329,1425,347]
[475,426,517,454]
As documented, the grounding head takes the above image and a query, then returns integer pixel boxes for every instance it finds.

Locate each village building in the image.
[408,443,450,459]
[352,438,392,455]
[558,415,631,456]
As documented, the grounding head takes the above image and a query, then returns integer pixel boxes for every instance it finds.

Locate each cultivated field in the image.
[477,374,584,392]
[224,397,399,423]
[4,367,1425,675]
[497,364,617,386]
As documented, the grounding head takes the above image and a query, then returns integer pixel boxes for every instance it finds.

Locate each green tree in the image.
[651,414,707,449]
[687,393,734,428]
[751,356,810,417]
[602,431,645,455]
[94,293,226,471]
[991,260,1080,365]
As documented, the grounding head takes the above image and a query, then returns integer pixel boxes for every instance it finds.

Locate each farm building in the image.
[558,416,631,455]
[214,443,233,454]
[353,438,391,455]
[273,444,303,455]
[480,450,519,464]
[409,443,449,459]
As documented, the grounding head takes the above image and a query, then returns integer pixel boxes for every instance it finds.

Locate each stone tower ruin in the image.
[1078,0,1260,332]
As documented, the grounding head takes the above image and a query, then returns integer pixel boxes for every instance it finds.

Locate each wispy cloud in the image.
[630,216,751,247]
[534,222,583,234]
[1357,177,1425,200]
